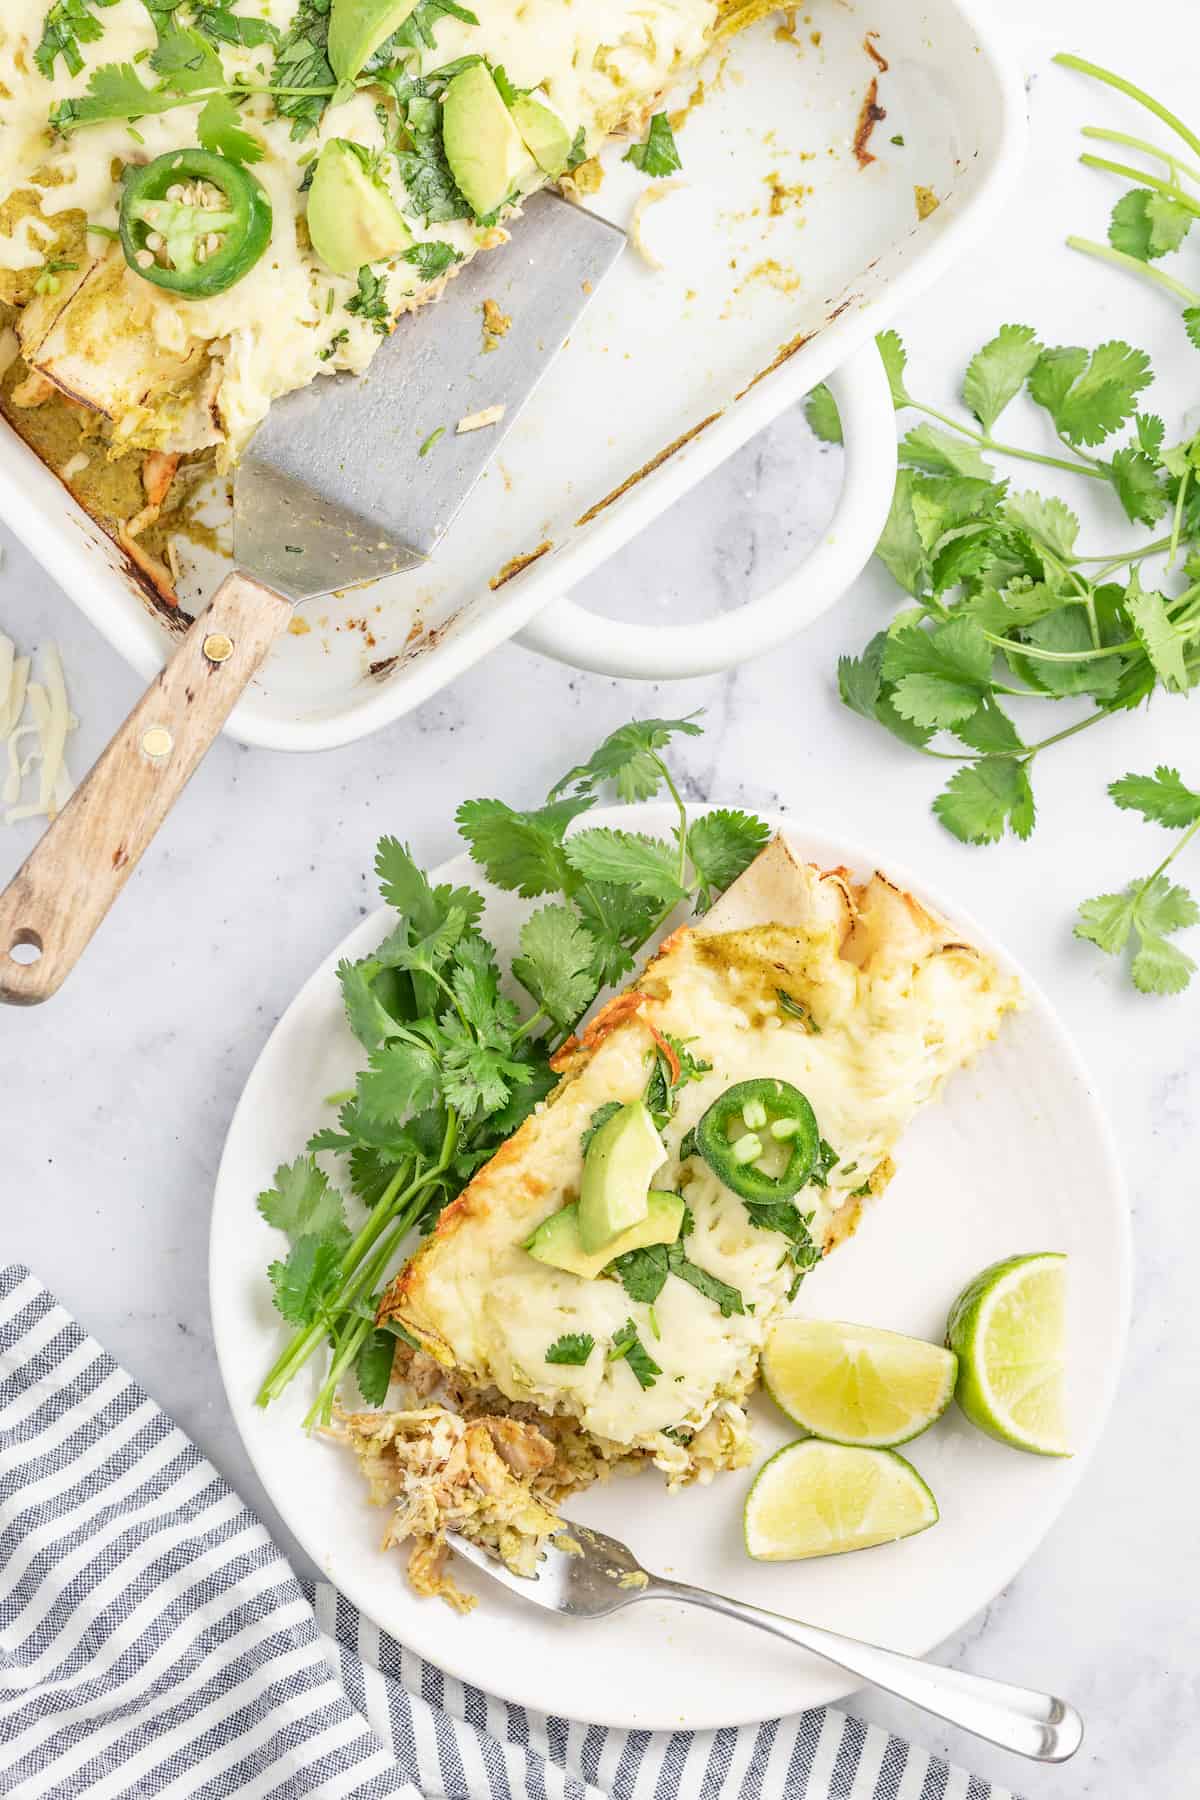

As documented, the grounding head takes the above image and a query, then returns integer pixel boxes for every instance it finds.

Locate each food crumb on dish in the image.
[482,299,512,354]
[457,404,507,434]
[288,616,312,637]
[915,185,941,219]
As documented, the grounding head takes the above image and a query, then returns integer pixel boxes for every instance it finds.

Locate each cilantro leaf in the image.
[1108,188,1158,262]
[396,100,472,224]
[607,1318,660,1387]
[933,758,1035,845]
[875,328,912,407]
[456,795,592,896]
[386,0,478,53]
[402,238,463,281]
[563,829,689,904]
[511,903,598,1029]
[952,695,1025,755]
[356,1039,440,1122]
[961,323,1042,434]
[337,956,401,1050]
[271,0,334,140]
[354,1327,396,1404]
[1125,576,1188,692]
[1076,873,1199,994]
[257,1155,349,1244]
[375,837,485,935]
[150,24,224,90]
[686,810,770,909]
[1028,340,1154,447]
[268,1236,345,1325]
[1108,767,1200,829]
[669,1251,744,1317]
[191,3,280,50]
[874,471,929,596]
[609,1243,669,1304]
[1130,932,1197,995]
[35,0,120,80]
[623,113,681,177]
[1108,447,1167,525]
[881,617,994,726]
[742,1198,820,1286]
[545,1332,595,1366]
[1147,192,1193,256]
[1185,309,1200,352]
[1002,490,1079,560]
[899,424,993,480]
[581,1101,622,1158]
[837,632,934,750]
[804,384,842,444]
[550,716,703,803]
[346,264,391,335]
[575,882,662,986]
[198,91,264,163]
[1013,608,1122,700]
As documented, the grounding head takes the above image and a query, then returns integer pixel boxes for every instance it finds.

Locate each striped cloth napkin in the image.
[0,1266,1022,1800]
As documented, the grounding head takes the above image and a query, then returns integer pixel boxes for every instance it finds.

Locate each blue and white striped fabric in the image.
[0,1267,1022,1800]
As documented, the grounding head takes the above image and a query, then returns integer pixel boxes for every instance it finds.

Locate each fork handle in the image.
[646,1579,1082,1763]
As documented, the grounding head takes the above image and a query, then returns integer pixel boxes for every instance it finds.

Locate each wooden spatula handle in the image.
[0,571,292,1006]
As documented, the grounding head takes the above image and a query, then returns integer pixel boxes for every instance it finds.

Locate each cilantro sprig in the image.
[815,323,1200,852]
[256,718,769,1424]
[1053,55,1200,355]
[1076,766,1200,993]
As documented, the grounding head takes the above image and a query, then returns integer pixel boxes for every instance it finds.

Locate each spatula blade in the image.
[232,191,625,601]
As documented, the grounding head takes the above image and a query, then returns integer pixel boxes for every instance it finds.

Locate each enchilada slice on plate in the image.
[343,837,1021,1605]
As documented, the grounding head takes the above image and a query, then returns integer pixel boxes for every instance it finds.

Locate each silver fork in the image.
[449,1522,1083,1763]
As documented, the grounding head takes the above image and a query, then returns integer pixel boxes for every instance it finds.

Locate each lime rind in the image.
[744,1439,939,1562]
[761,1319,959,1448]
[946,1252,1070,1457]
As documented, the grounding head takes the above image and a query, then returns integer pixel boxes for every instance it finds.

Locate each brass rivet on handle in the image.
[142,726,173,760]
[203,632,235,664]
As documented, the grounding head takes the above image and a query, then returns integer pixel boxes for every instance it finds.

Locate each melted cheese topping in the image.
[390,856,1021,1461]
[0,0,713,460]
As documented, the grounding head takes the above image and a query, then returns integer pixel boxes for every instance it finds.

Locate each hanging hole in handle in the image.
[8,928,43,966]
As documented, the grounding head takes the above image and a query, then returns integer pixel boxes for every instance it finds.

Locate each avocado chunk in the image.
[442,64,536,220]
[526,1191,685,1279]
[510,95,572,177]
[307,139,412,277]
[328,0,419,83]
[577,1100,666,1254]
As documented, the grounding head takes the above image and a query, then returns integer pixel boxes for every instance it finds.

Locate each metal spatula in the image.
[0,193,624,1005]
[449,1522,1084,1763]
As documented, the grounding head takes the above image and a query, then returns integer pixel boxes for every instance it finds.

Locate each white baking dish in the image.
[0,0,1024,751]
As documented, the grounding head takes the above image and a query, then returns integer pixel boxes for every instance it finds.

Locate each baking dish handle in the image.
[516,340,897,678]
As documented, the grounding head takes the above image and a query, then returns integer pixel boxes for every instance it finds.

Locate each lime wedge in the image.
[744,1440,938,1561]
[945,1253,1070,1457]
[762,1319,958,1447]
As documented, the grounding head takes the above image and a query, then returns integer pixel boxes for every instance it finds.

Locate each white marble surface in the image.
[3,2,1198,1792]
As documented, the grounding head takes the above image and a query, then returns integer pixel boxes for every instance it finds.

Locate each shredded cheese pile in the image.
[0,630,77,824]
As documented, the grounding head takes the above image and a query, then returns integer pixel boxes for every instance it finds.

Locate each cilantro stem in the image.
[909,401,1108,482]
[1078,153,1200,218]
[1144,812,1200,888]
[1054,53,1200,162]
[652,752,690,888]
[1080,126,1200,189]
[1065,238,1200,307]
[1075,533,1175,570]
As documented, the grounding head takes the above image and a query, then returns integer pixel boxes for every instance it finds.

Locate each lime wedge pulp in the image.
[762,1318,958,1447]
[946,1252,1070,1456]
[744,1440,938,1561]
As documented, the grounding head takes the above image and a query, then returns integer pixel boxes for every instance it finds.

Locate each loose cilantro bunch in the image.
[255,718,769,1427]
[810,325,1200,852]
[1053,54,1200,354]
[1076,766,1200,993]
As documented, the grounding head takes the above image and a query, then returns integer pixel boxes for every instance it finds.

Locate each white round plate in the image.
[210,805,1130,1731]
